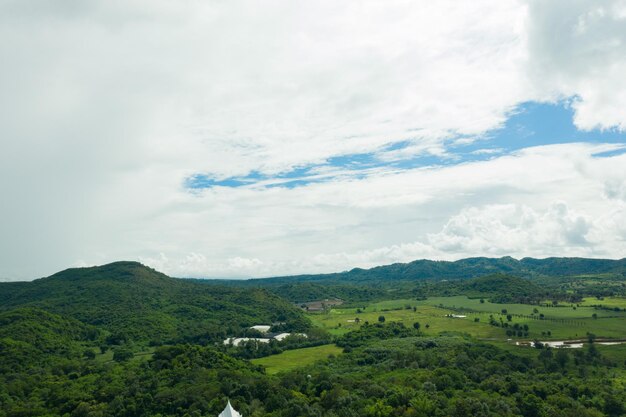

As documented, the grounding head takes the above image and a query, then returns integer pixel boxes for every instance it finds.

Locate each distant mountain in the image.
[199,256,626,302]
[235,256,626,286]
[0,261,309,344]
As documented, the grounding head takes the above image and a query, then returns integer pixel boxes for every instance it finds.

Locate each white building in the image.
[223,337,271,347]
[250,325,271,334]
[219,400,242,417]
[273,332,308,341]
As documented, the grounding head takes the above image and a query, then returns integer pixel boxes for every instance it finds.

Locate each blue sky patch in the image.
[186,100,626,191]
[477,100,626,149]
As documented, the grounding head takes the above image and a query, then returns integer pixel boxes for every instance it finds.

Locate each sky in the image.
[1,0,626,281]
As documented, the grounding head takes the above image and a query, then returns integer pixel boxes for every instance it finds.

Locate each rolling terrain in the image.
[0,261,310,345]
[227,256,626,285]
[204,256,626,304]
[2,258,626,417]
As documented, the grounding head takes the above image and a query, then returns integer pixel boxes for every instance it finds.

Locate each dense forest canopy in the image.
[0,262,310,344]
[1,258,626,417]
[200,257,626,304]
[217,257,626,286]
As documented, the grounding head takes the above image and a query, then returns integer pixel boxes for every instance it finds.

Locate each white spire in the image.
[219,400,242,417]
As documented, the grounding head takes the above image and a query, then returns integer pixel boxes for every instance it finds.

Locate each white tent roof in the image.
[250,325,271,333]
[223,337,271,346]
[219,400,242,417]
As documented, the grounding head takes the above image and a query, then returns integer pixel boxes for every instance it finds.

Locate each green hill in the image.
[0,261,309,345]
[242,256,626,285]
[0,307,97,348]
[0,307,99,372]
[461,273,543,303]
[205,256,626,303]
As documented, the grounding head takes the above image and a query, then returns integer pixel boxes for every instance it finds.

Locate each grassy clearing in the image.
[309,296,626,341]
[418,296,626,339]
[579,297,626,309]
[251,344,342,375]
[309,302,503,339]
[419,296,626,319]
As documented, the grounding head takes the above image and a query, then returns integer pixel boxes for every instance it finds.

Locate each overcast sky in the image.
[1,0,626,281]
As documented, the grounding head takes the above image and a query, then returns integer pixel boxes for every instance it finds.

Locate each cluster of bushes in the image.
[336,322,421,349]
[3,323,626,416]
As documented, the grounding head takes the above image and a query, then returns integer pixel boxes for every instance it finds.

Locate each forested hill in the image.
[0,261,309,344]
[459,273,544,303]
[232,256,626,286]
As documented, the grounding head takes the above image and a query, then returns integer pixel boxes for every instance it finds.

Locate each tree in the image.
[413,322,420,331]
[366,399,393,417]
[519,394,542,417]
[378,315,385,323]
[506,314,512,322]
[479,299,485,304]
[410,393,436,416]
[604,394,625,417]
[555,349,569,368]
[539,348,553,364]
[501,309,508,315]
[113,348,134,362]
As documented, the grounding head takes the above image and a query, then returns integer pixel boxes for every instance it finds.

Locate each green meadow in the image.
[420,295,626,318]
[579,296,626,308]
[251,344,342,375]
[308,302,502,338]
[307,296,626,341]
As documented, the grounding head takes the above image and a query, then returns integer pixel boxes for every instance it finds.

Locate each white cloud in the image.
[526,0,626,130]
[427,202,594,256]
[132,144,626,278]
[1,1,626,280]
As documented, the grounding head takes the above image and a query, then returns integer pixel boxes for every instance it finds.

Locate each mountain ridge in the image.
[213,256,626,286]
[0,261,310,344]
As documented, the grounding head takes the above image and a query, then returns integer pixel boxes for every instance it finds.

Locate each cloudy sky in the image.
[1,0,626,281]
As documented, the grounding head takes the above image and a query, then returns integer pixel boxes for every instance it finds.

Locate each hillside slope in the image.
[231,256,626,286]
[0,261,309,344]
[200,256,626,303]
[461,273,543,303]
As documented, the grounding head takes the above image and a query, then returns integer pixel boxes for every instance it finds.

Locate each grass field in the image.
[579,297,626,309]
[309,302,503,338]
[420,296,626,319]
[251,344,343,375]
[308,296,626,341]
